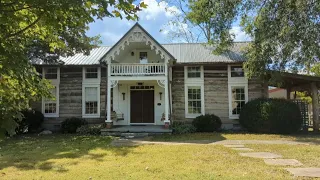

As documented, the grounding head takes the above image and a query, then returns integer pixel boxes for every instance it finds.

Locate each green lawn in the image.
[0,134,319,180]
[150,132,320,144]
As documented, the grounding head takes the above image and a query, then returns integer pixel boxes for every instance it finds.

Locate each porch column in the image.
[106,64,112,128]
[311,82,319,132]
[164,63,170,128]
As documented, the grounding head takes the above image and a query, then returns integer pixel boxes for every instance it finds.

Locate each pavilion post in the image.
[286,86,291,100]
[311,82,319,132]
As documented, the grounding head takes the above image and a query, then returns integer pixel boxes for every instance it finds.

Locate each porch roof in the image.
[269,72,320,90]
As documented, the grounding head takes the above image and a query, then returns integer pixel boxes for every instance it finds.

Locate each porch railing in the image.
[110,63,165,76]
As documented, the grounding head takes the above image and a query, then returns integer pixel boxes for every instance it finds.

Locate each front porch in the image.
[101,23,175,129]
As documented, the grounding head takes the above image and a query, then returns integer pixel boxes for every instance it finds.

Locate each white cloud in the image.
[87,0,181,45]
[230,26,251,42]
[138,0,180,20]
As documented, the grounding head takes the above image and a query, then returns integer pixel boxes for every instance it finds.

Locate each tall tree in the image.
[0,0,146,135]
[166,0,320,78]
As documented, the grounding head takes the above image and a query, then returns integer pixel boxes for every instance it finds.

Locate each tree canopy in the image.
[0,0,146,135]
[166,0,320,78]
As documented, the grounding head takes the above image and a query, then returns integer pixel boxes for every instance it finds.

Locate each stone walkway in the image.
[223,142,320,178]
[110,138,320,178]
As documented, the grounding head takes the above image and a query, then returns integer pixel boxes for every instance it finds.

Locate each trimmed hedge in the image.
[239,98,302,134]
[192,114,222,132]
[171,121,196,134]
[61,118,88,133]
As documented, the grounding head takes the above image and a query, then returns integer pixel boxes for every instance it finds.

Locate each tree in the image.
[166,0,320,78]
[0,0,146,136]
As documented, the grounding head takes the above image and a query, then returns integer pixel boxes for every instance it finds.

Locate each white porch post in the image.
[164,63,170,128]
[106,63,112,128]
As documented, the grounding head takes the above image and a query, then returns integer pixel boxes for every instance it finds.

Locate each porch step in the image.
[100,125,172,136]
[121,133,149,138]
[101,131,171,137]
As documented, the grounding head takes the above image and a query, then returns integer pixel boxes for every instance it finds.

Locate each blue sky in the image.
[86,0,250,46]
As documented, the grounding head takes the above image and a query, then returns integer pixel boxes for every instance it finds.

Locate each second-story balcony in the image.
[110,63,165,76]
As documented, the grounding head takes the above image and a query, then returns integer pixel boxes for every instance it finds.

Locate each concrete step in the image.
[101,131,171,137]
[121,133,149,138]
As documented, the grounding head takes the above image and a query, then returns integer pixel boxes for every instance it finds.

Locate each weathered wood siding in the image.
[100,67,107,120]
[32,66,107,130]
[59,66,82,118]
[171,66,185,121]
[248,78,268,100]
[171,65,267,125]
[204,65,229,122]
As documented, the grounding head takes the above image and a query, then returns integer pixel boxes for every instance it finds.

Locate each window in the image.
[85,67,98,79]
[139,52,148,60]
[230,66,244,77]
[85,87,98,115]
[187,66,201,78]
[231,86,246,115]
[45,68,58,79]
[187,86,202,114]
[44,87,58,115]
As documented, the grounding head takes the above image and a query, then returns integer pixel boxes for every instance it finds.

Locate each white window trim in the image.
[228,65,247,83]
[183,66,205,118]
[184,84,205,118]
[184,66,204,83]
[228,83,248,119]
[82,84,101,118]
[42,67,60,117]
[228,64,248,119]
[83,67,101,83]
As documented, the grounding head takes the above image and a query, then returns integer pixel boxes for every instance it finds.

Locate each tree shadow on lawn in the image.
[279,134,320,145]
[0,134,137,173]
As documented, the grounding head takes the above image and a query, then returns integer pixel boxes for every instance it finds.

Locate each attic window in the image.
[45,68,58,79]
[231,66,244,77]
[187,66,201,78]
[85,67,98,78]
[139,52,147,60]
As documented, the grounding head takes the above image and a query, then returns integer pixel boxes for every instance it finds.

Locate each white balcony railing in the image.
[110,63,165,76]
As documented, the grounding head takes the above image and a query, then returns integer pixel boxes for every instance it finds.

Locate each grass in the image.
[150,132,320,144]
[0,134,319,180]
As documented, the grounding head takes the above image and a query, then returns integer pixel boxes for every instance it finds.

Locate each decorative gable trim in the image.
[102,23,175,64]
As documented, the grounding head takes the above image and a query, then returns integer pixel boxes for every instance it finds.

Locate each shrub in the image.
[16,109,44,134]
[171,121,196,134]
[61,118,88,133]
[192,114,222,132]
[76,125,101,135]
[239,98,302,134]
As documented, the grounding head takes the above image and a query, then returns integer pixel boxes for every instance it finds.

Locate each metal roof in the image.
[56,42,248,65]
[162,42,248,64]
[59,46,110,65]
